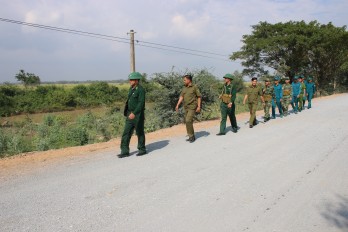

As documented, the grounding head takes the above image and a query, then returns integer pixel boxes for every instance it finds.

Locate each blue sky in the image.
[1,0,347,82]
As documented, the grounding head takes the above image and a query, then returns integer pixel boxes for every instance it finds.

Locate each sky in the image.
[0,0,347,83]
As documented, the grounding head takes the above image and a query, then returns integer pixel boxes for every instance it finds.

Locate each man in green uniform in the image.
[282,77,293,116]
[175,74,201,142]
[243,77,264,128]
[118,72,146,158]
[298,76,306,112]
[262,78,275,122]
[217,73,238,135]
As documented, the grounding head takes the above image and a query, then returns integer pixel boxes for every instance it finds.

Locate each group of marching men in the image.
[118,72,316,158]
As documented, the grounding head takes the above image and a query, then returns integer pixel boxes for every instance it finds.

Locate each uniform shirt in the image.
[273,83,283,100]
[263,85,275,102]
[292,82,301,96]
[222,83,237,102]
[246,85,262,103]
[306,82,316,94]
[180,84,201,110]
[282,83,293,98]
[127,85,145,115]
[300,82,306,94]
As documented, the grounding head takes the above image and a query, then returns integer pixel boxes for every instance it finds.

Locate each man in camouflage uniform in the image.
[306,76,316,109]
[282,77,293,116]
[298,75,306,112]
[243,77,264,128]
[119,72,146,158]
[262,78,275,122]
[175,74,201,143]
[217,73,238,135]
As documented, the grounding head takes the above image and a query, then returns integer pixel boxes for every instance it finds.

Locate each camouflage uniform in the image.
[298,81,306,112]
[282,80,293,116]
[262,80,275,121]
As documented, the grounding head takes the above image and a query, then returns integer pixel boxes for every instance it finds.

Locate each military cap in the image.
[128,72,143,80]
[223,73,234,80]
[274,76,281,81]
[264,78,270,82]
[251,77,258,81]
[307,76,313,81]
[284,76,290,80]
[298,75,303,79]
[293,75,299,80]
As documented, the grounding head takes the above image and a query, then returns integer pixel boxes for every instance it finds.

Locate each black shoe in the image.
[117,153,129,158]
[249,125,253,128]
[264,118,270,122]
[232,127,238,133]
[136,151,147,156]
[216,132,226,136]
[253,121,258,126]
[188,136,196,143]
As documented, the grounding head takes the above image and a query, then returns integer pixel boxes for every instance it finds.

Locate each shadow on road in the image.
[195,131,210,139]
[146,140,170,153]
[321,195,348,231]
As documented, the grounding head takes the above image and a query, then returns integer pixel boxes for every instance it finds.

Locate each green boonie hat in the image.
[307,76,313,80]
[128,72,143,80]
[264,78,270,82]
[293,75,299,80]
[274,76,281,81]
[223,73,234,80]
[284,76,290,80]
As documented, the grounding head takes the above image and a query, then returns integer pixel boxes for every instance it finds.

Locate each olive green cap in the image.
[128,72,143,80]
[284,76,290,80]
[264,78,270,82]
[293,75,299,80]
[223,73,234,80]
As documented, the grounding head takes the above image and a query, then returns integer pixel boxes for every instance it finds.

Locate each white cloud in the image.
[170,13,210,38]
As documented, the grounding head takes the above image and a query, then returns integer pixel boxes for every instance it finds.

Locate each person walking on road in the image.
[291,75,301,114]
[271,76,283,119]
[119,72,147,158]
[243,77,264,128]
[282,77,293,116]
[175,74,202,143]
[217,74,238,135]
[262,78,275,122]
[306,76,316,109]
[298,75,306,112]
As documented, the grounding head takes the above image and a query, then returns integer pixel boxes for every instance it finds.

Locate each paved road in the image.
[1,95,348,232]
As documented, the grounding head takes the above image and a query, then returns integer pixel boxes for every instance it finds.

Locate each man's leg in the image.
[135,116,146,154]
[308,93,313,108]
[185,109,195,138]
[271,99,276,119]
[230,103,237,129]
[276,100,283,116]
[120,119,135,155]
[219,103,227,134]
[298,94,303,111]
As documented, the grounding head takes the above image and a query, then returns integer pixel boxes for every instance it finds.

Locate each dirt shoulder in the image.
[0,94,342,176]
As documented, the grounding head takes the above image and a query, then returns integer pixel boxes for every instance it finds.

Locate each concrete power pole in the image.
[128,30,136,72]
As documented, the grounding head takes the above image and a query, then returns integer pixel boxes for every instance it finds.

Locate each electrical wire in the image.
[0,17,232,62]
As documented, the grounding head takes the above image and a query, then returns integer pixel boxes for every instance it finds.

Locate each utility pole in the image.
[128,29,136,72]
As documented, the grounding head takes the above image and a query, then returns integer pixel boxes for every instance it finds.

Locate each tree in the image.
[15,69,41,87]
[231,21,348,93]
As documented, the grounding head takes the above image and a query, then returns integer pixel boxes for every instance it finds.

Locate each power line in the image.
[0,17,232,62]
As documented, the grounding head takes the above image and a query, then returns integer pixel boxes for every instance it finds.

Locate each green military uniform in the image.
[298,80,306,112]
[246,84,263,126]
[120,72,146,157]
[281,78,292,116]
[180,83,201,138]
[218,74,237,134]
[262,79,275,121]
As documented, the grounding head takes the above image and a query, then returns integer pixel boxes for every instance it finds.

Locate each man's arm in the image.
[196,97,201,112]
[243,94,248,105]
[175,96,184,112]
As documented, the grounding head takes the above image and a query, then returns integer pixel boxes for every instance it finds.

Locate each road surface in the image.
[1,94,348,232]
